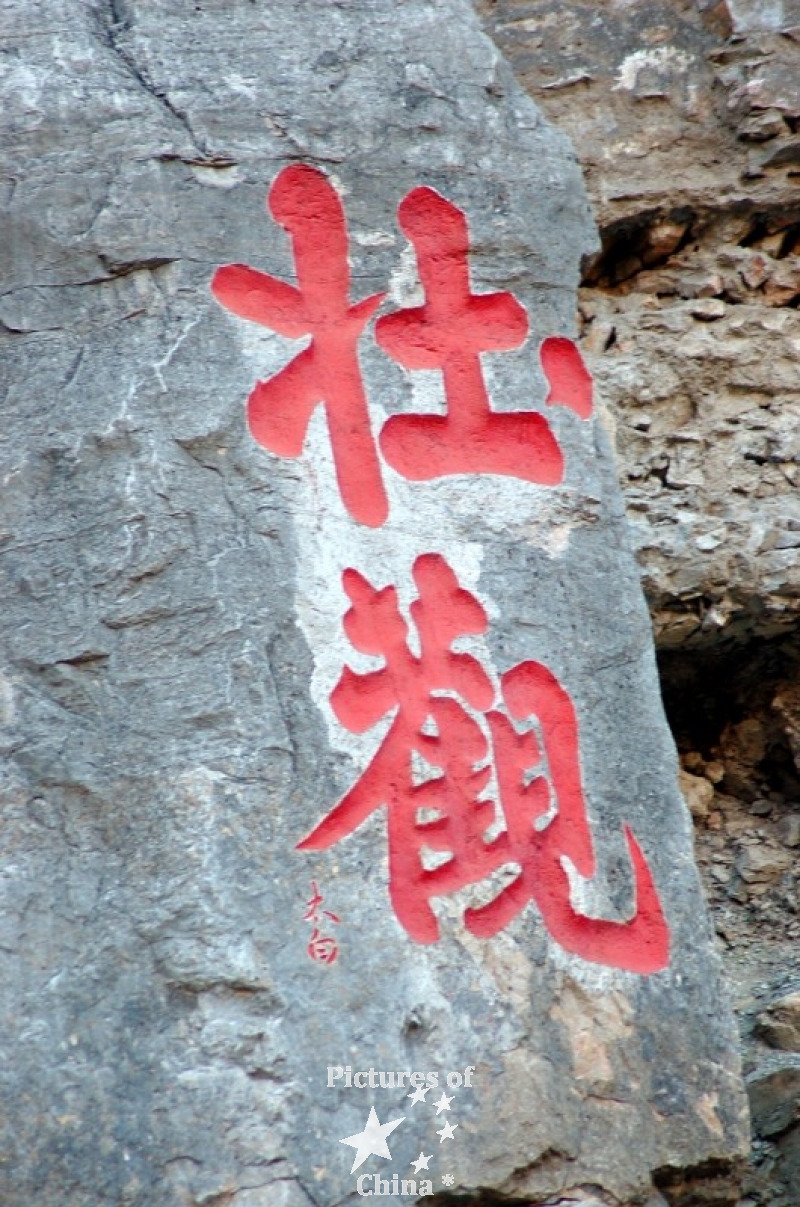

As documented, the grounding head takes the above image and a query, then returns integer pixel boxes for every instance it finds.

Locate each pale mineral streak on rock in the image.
[550,980,634,1092]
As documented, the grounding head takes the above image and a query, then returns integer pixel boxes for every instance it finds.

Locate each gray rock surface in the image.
[1,2,747,1205]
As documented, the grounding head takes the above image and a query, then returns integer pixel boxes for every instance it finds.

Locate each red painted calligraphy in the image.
[467,662,670,974]
[375,188,575,485]
[303,879,340,965]
[539,336,594,419]
[307,930,338,965]
[298,555,669,973]
[211,165,388,527]
[212,170,596,527]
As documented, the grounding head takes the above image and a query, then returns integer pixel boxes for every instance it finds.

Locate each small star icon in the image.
[442,1173,455,1186]
[410,1152,432,1173]
[433,1090,454,1115]
[339,1106,405,1173]
[437,1120,458,1143]
[407,1084,430,1106]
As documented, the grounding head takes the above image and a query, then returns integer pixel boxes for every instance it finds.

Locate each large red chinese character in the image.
[374,188,593,485]
[211,165,388,527]
[297,554,669,974]
[298,554,496,944]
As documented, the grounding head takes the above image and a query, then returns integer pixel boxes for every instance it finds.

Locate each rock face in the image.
[1,3,747,1206]
[474,2,800,1202]
[477,0,800,650]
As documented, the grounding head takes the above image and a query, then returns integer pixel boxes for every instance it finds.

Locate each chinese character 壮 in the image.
[211,167,594,528]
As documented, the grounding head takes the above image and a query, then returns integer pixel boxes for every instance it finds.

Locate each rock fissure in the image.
[93,0,207,157]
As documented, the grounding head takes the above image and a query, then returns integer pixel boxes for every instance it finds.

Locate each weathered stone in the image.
[755,992,800,1051]
[772,683,800,772]
[734,844,792,884]
[776,815,800,848]
[775,1121,800,1200]
[720,719,768,800]
[736,109,787,141]
[679,768,715,822]
[724,0,800,34]
[642,219,689,265]
[746,1054,800,1137]
[690,298,727,320]
[1,2,747,1206]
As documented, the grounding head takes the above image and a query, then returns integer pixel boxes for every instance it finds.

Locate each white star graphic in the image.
[433,1090,454,1115]
[407,1084,430,1106]
[437,1120,458,1142]
[410,1152,432,1173]
[339,1106,405,1173]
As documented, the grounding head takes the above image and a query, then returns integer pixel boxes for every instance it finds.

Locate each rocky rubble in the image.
[655,601,800,1203]
[680,720,800,1205]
